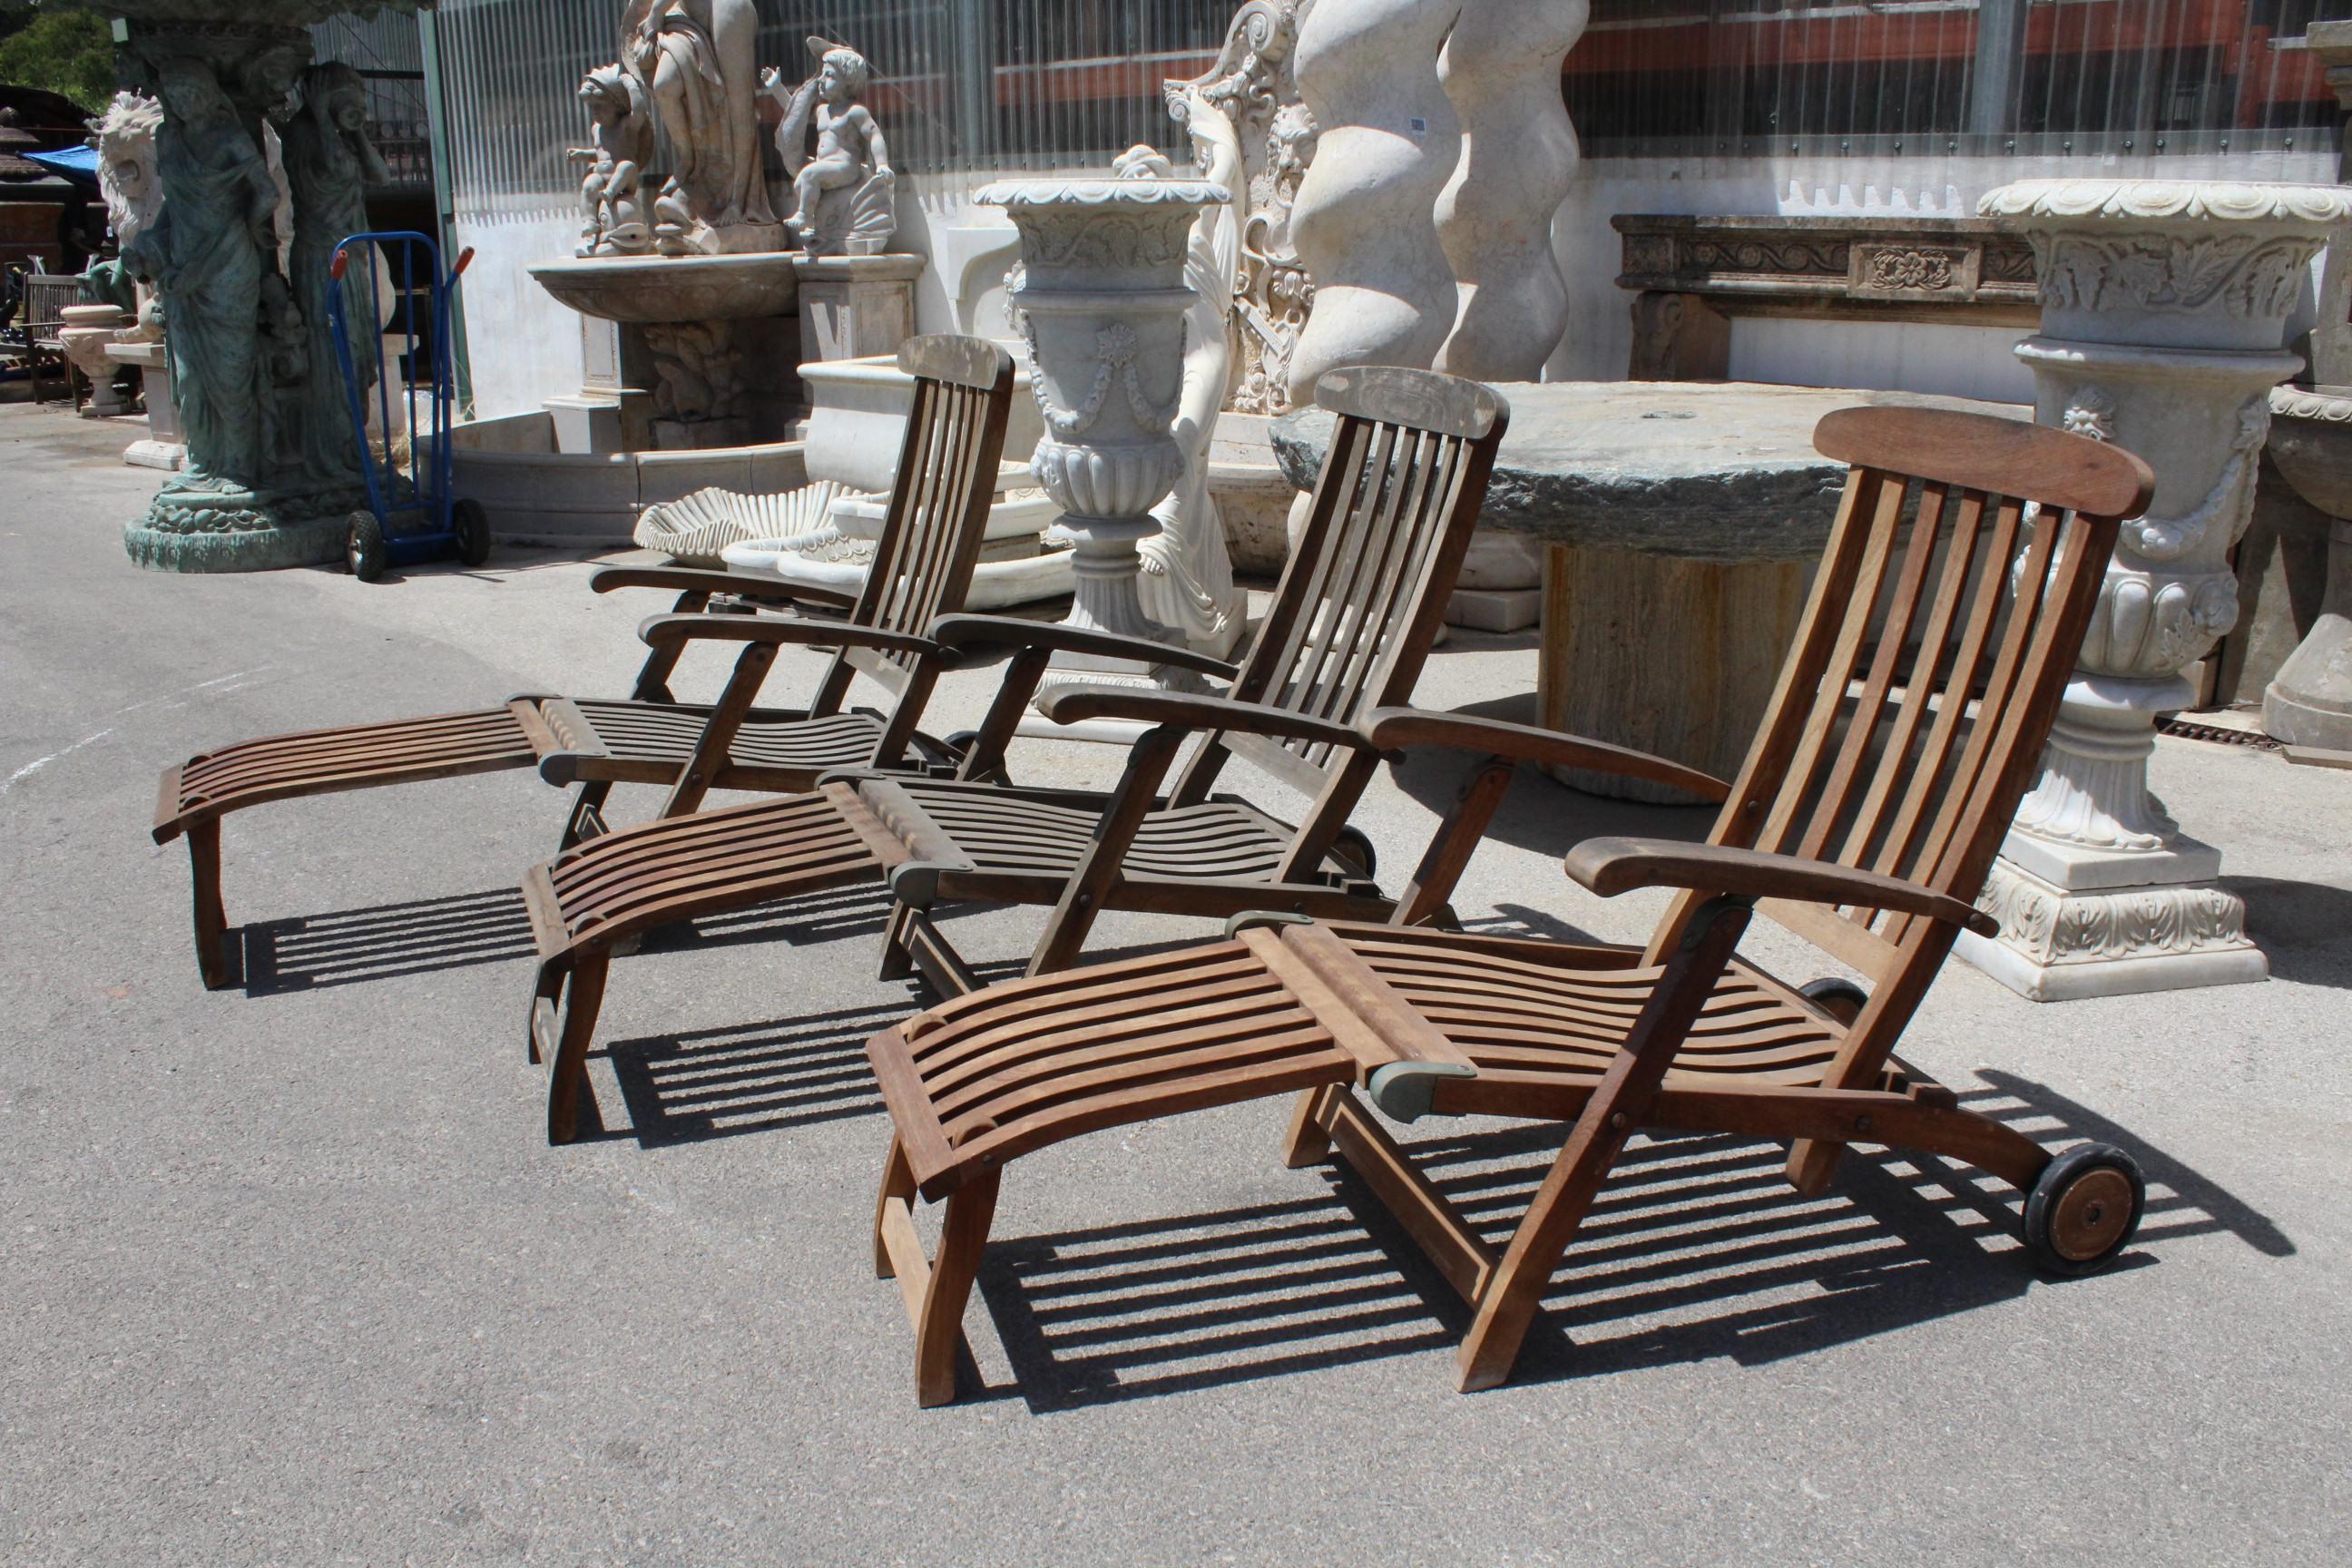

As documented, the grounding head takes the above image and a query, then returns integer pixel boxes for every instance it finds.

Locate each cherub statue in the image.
[761,37,896,256]
[570,63,653,256]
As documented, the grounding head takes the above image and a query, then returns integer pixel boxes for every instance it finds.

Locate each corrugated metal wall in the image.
[1569,1,2352,159]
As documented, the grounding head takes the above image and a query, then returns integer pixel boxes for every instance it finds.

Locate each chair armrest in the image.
[929,612,1242,684]
[591,565,857,613]
[1360,706,1732,803]
[1563,837,1997,936]
[1036,687,1375,754]
[637,612,939,658]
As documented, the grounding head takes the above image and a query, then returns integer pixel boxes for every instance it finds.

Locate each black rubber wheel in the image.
[452,496,492,567]
[1799,976,1870,1025]
[2022,1142,2145,1278]
[1332,824,1377,879]
[346,510,387,582]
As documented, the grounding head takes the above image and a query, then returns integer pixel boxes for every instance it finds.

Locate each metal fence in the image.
[432,0,1243,211]
[430,0,2352,213]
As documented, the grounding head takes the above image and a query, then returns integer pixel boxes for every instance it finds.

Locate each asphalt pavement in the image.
[3,398,2347,1566]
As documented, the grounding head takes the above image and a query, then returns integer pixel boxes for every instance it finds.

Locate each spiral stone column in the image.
[1961,180,2352,1000]
[1433,0,1588,382]
[979,177,1227,705]
[1283,0,1463,402]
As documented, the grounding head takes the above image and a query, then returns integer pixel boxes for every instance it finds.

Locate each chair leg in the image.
[1455,894,1756,1393]
[916,1172,1000,1408]
[877,901,916,982]
[1454,1098,1632,1393]
[874,1135,915,1276]
[184,819,234,990]
[544,947,610,1146]
[558,781,613,852]
[525,959,566,1065]
[1280,1085,1339,1168]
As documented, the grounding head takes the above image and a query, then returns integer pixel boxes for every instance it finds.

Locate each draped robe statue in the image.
[125,57,277,495]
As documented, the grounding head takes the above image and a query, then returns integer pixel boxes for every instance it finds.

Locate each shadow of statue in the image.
[967,1069,2288,1411]
[2220,873,2352,991]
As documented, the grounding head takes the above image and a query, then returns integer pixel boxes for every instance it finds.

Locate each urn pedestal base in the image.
[1958,848,2267,1003]
[1963,678,2268,999]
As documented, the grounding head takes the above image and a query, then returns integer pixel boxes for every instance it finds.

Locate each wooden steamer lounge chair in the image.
[152,336,1016,989]
[522,366,1511,1144]
[861,405,2159,1405]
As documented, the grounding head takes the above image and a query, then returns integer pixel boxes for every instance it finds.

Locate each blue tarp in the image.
[25,145,99,182]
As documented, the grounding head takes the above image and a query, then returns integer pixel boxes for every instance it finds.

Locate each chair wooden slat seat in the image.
[149,336,1016,990]
[859,403,2165,1406]
[870,924,1847,1203]
[519,365,1516,1144]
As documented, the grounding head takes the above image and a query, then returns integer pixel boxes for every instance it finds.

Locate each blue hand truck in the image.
[326,230,488,582]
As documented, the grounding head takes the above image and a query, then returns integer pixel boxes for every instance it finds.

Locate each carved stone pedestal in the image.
[791,254,920,364]
[1958,179,2352,1000]
[105,339,184,470]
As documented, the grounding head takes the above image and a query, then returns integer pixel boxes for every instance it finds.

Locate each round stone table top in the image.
[1270,380,2023,564]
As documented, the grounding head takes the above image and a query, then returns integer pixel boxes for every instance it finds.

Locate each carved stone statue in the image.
[124,55,277,496]
[1434,0,1587,380]
[763,36,896,257]
[283,61,392,482]
[572,63,654,257]
[619,0,780,254]
[97,91,168,267]
[1285,0,1459,400]
[1115,5,1315,659]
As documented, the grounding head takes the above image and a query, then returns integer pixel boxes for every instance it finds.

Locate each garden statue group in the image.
[573,1,895,260]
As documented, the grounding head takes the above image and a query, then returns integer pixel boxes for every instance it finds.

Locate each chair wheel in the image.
[346,510,387,582]
[2022,1142,2144,1278]
[1799,976,1869,1024]
[452,496,492,566]
[1332,824,1377,879]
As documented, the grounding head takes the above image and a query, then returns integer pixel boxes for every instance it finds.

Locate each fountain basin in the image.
[527,252,799,323]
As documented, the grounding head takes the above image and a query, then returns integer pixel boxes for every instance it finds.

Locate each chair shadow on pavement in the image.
[599,1000,898,1146]
[970,1074,2291,1413]
[240,888,538,995]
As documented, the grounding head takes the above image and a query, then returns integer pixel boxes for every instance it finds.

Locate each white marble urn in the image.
[978,176,1228,687]
[1964,179,2352,1000]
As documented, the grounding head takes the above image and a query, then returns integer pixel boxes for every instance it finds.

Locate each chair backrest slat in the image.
[1642,407,2150,1054]
[838,339,1016,707]
[1175,366,1508,809]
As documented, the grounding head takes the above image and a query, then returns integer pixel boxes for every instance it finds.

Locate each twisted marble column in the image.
[1283,0,1462,402]
[1434,0,1587,381]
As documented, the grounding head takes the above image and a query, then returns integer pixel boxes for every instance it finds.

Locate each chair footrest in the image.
[529,784,885,960]
[156,703,540,840]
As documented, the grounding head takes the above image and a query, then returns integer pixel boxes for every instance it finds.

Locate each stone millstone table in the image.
[1271,379,2022,801]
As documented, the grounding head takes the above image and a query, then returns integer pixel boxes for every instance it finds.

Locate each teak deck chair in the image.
[862,405,2159,1406]
[152,336,1016,989]
[521,365,1511,1143]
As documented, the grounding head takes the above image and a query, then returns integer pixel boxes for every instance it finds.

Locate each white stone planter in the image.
[979,176,1228,702]
[1962,179,2352,1000]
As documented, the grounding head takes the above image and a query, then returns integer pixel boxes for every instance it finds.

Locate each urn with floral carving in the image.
[979,176,1229,688]
[1964,179,2352,1000]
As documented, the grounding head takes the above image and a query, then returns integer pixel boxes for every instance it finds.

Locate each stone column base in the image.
[1959,855,2268,1002]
